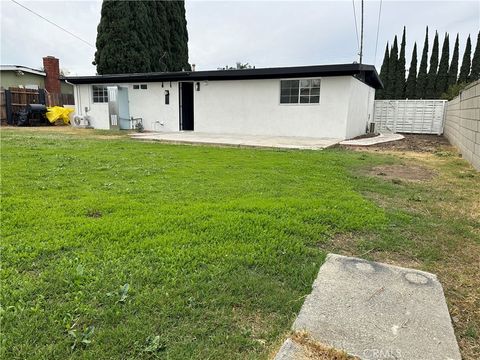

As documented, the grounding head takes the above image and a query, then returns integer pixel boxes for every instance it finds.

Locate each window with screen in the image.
[280,79,320,104]
[92,85,108,103]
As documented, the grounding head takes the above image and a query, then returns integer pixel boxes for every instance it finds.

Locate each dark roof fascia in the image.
[66,64,383,89]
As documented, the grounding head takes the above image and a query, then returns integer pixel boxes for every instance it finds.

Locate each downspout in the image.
[65,79,82,116]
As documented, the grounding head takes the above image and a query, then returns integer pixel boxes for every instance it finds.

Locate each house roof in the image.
[65,63,383,89]
[0,65,46,76]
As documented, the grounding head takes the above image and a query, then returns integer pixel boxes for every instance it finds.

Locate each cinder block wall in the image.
[444,80,480,170]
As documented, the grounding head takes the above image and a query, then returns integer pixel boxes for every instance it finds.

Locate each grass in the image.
[1,128,479,359]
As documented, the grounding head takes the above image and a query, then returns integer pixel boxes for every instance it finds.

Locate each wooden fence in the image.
[0,87,74,124]
[46,92,75,107]
[0,91,5,122]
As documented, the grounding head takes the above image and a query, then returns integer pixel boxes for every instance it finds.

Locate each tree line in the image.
[93,0,190,75]
[376,27,480,100]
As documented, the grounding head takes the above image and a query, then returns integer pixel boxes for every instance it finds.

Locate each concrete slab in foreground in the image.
[131,132,341,150]
[277,254,461,360]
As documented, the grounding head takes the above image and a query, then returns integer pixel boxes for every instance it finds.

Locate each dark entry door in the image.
[180,82,194,130]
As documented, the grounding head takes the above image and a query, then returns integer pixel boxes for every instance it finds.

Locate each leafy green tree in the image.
[470,31,480,82]
[218,62,254,70]
[416,27,429,99]
[405,43,417,99]
[376,44,389,99]
[458,35,472,84]
[94,0,190,74]
[448,34,459,87]
[386,36,398,99]
[435,33,450,97]
[425,31,439,98]
[441,82,467,100]
[394,27,406,99]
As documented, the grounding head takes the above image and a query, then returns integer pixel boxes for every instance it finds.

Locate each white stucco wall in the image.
[345,77,376,139]
[74,84,109,129]
[128,82,179,131]
[72,75,374,139]
[73,82,179,131]
[193,77,352,139]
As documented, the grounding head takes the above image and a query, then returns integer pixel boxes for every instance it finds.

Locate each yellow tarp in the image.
[46,106,74,125]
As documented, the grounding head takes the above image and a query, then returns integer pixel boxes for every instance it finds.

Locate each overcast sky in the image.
[1,0,479,75]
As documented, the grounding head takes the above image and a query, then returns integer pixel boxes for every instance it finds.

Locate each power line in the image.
[352,0,360,56]
[374,0,383,64]
[359,0,364,64]
[10,0,95,48]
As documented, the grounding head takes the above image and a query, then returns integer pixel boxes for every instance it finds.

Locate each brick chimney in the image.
[43,56,61,94]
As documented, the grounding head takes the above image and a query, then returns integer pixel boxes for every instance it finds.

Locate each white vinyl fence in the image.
[373,100,447,135]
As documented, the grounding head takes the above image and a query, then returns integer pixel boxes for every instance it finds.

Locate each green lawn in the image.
[1,129,479,359]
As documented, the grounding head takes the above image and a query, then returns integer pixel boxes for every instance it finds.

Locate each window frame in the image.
[92,85,109,103]
[279,78,321,106]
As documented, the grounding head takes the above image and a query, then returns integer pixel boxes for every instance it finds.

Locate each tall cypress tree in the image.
[94,0,190,74]
[435,33,450,97]
[376,44,390,99]
[416,27,429,99]
[94,1,152,74]
[405,43,417,99]
[149,1,170,72]
[448,34,459,87]
[458,35,472,84]
[470,31,480,82]
[395,27,406,99]
[165,1,191,71]
[386,37,398,99]
[425,31,439,99]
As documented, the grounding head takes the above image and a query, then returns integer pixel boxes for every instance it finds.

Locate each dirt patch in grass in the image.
[86,210,102,218]
[323,233,423,269]
[345,134,451,153]
[368,164,436,181]
[232,306,280,347]
[272,332,358,360]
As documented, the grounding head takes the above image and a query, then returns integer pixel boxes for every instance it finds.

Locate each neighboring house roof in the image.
[65,63,383,89]
[0,65,46,76]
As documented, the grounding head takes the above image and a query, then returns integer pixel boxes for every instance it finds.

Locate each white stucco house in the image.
[66,63,382,140]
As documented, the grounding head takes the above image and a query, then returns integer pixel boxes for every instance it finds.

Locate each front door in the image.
[179,82,194,131]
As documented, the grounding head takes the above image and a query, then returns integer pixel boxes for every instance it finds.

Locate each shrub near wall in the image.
[444,79,480,170]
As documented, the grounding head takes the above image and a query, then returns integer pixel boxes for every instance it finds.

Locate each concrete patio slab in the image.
[340,133,404,146]
[131,132,341,150]
[278,254,461,360]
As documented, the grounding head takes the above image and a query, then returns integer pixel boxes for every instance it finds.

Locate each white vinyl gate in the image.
[373,100,447,134]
